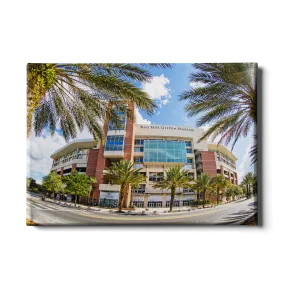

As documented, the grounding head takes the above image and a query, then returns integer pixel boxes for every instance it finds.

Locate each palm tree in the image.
[152,166,192,212]
[27,63,171,139]
[211,175,231,205]
[179,63,257,164]
[192,173,212,208]
[241,172,255,199]
[103,160,145,212]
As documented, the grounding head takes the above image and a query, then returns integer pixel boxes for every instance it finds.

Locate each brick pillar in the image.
[60,167,64,177]
[234,172,238,185]
[123,103,135,207]
[86,149,99,203]
[92,119,109,204]
[72,163,76,170]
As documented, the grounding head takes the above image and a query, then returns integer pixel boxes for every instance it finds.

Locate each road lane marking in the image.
[77,208,228,221]
[27,196,256,222]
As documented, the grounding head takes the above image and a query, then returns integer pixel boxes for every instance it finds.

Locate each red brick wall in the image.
[201,151,217,178]
[86,149,99,177]
[92,119,109,203]
[234,172,238,185]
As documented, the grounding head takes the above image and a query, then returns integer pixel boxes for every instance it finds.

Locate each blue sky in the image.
[27,64,255,184]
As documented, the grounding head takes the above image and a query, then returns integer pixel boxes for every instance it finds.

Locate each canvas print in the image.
[26,63,257,225]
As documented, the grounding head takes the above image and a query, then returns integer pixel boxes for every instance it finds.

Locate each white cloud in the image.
[190,81,207,89]
[141,74,171,107]
[237,138,254,183]
[27,129,66,182]
[135,107,151,125]
[27,127,94,183]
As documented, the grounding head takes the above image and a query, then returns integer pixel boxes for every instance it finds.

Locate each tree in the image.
[238,187,244,197]
[233,185,243,199]
[103,160,145,212]
[241,172,255,199]
[225,184,241,201]
[192,173,212,208]
[180,63,257,164]
[225,187,234,201]
[152,166,192,212]
[211,175,231,205]
[26,177,31,190]
[42,172,63,201]
[27,63,171,139]
[63,170,94,206]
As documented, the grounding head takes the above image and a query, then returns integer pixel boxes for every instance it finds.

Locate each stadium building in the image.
[50,103,238,208]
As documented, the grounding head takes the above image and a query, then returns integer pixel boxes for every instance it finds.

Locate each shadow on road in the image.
[219,206,253,225]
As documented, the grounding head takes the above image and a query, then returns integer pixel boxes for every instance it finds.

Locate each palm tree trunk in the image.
[203,189,206,208]
[216,188,219,205]
[74,194,77,207]
[247,185,249,199]
[53,191,55,202]
[119,186,125,212]
[130,186,134,208]
[169,187,175,212]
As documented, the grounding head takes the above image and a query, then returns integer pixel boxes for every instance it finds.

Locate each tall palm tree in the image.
[179,63,257,164]
[241,172,255,199]
[192,173,212,208]
[152,166,192,212]
[211,175,231,205]
[103,160,145,212]
[27,63,171,140]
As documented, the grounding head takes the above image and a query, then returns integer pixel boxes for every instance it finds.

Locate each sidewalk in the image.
[42,197,247,216]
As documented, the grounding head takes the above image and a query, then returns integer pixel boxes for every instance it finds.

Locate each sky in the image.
[27,64,255,184]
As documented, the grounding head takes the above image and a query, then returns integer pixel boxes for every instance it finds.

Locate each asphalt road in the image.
[26,193,257,225]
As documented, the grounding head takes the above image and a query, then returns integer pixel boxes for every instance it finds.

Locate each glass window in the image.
[187,158,192,164]
[134,157,143,163]
[186,141,191,147]
[186,149,192,154]
[135,139,144,145]
[149,172,164,182]
[108,111,126,131]
[105,135,124,151]
[144,140,187,163]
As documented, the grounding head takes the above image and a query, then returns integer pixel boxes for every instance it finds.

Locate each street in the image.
[26,193,257,225]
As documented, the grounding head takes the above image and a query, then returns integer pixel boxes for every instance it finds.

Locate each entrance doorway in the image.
[99,198,118,208]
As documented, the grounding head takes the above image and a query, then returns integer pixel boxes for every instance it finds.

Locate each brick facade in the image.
[201,151,217,177]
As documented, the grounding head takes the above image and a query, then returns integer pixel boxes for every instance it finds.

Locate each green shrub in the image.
[191,200,211,206]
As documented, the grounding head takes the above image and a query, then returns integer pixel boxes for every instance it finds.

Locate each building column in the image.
[92,116,109,204]
[162,193,167,207]
[220,165,224,177]
[144,195,148,208]
[60,167,64,177]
